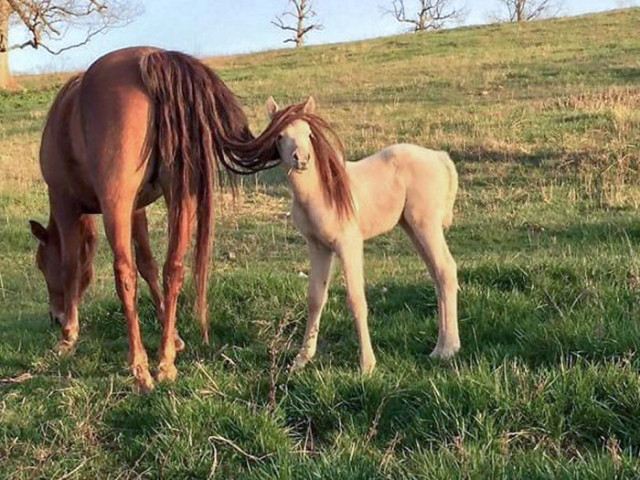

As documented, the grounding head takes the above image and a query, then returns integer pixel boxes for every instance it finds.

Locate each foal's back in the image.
[346,144,455,239]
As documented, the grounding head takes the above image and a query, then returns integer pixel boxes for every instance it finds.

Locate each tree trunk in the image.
[0,51,9,89]
[295,0,305,47]
[0,0,10,89]
[516,0,525,22]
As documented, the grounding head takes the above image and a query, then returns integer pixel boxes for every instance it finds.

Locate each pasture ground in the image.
[2,8,640,478]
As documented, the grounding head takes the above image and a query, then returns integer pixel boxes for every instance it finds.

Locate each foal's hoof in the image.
[175,335,186,353]
[290,354,311,373]
[156,363,178,383]
[55,339,76,356]
[132,367,155,395]
[430,343,460,360]
[361,359,377,375]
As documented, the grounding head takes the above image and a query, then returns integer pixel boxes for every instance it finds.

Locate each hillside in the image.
[2,9,640,479]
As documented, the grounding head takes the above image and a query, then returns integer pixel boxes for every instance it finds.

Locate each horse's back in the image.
[40,74,99,203]
[78,47,163,205]
[80,47,155,161]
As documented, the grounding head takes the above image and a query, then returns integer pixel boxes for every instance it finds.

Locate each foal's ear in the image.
[303,96,316,114]
[29,220,48,244]
[266,96,279,119]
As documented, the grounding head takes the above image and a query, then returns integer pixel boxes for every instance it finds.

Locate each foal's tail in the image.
[138,50,254,344]
[440,152,458,230]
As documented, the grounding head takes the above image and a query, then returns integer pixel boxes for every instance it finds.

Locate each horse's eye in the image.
[277,133,284,141]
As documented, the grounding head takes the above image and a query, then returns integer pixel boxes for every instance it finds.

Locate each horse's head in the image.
[266,96,316,173]
[29,220,65,324]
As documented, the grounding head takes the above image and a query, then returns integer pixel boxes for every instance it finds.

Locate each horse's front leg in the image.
[132,209,185,352]
[52,205,83,355]
[337,238,376,374]
[291,240,334,372]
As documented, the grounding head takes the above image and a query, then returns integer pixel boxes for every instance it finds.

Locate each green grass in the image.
[3,8,640,478]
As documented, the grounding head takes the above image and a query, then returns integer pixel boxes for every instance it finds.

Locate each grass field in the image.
[3,8,640,478]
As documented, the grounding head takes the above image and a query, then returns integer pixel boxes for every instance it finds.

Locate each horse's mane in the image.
[230,101,354,218]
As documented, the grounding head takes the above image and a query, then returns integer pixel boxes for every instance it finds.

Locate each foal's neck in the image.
[287,156,326,210]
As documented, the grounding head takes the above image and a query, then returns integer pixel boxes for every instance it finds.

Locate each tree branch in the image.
[5,0,141,54]
[272,0,322,47]
[386,0,463,32]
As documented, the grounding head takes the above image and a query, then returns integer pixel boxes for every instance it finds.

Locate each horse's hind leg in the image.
[401,218,460,359]
[103,200,155,394]
[132,209,185,352]
[156,196,196,383]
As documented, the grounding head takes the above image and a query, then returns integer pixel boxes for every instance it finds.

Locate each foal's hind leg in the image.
[103,201,155,394]
[156,196,196,383]
[132,209,185,352]
[401,218,460,359]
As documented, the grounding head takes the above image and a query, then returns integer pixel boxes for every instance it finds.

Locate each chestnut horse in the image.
[29,47,275,393]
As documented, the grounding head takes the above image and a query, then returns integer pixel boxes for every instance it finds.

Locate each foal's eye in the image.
[277,133,284,141]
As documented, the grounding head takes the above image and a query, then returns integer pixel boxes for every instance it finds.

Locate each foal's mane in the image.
[232,102,354,218]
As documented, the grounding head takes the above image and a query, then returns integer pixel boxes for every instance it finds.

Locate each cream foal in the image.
[268,97,460,373]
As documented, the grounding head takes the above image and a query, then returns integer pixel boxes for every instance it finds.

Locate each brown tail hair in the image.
[138,50,255,343]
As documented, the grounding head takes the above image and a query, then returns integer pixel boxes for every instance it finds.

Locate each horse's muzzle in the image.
[49,310,63,327]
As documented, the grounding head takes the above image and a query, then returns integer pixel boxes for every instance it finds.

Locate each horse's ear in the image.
[303,96,316,114]
[266,96,279,118]
[29,220,48,244]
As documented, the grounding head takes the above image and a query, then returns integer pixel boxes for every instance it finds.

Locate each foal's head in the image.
[29,220,65,323]
[266,96,317,172]
[265,96,354,218]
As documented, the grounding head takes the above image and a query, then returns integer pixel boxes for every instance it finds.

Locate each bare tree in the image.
[494,0,560,22]
[0,0,141,89]
[272,0,323,48]
[387,0,464,32]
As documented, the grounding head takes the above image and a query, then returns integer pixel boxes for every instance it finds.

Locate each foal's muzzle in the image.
[292,152,309,171]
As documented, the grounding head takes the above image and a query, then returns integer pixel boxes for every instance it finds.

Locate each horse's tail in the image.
[440,152,458,230]
[138,50,253,344]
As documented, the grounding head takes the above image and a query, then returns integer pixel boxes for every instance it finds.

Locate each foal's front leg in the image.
[291,240,334,372]
[337,239,376,374]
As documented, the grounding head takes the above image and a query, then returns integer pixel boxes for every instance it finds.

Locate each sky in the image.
[7,0,635,74]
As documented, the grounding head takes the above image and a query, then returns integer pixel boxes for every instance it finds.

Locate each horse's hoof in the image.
[175,335,186,353]
[290,354,311,373]
[55,339,76,356]
[132,367,155,395]
[156,363,178,383]
[430,343,460,360]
